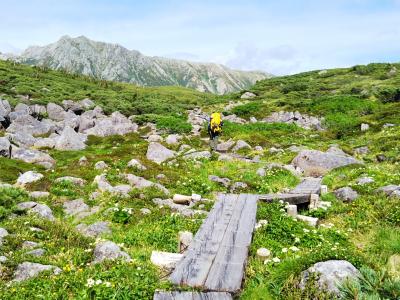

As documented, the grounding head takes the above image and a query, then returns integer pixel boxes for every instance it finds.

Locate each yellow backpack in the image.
[210,112,222,133]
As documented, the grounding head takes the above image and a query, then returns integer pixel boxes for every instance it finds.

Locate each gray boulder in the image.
[146,142,176,164]
[125,174,169,195]
[165,134,182,145]
[376,185,400,196]
[299,260,360,295]
[241,92,256,99]
[92,241,131,264]
[94,161,108,170]
[209,175,231,188]
[232,140,251,152]
[13,262,61,282]
[12,148,55,169]
[30,104,46,116]
[55,176,86,186]
[148,134,163,142]
[0,137,11,158]
[7,115,53,136]
[79,98,95,109]
[334,187,359,202]
[93,174,114,193]
[354,146,369,155]
[216,139,235,152]
[14,103,31,115]
[76,221,111,238]
[33,137,56,149]
[22,241,40,249]
[26,248,46,257]
[0,99,11,118]
[292,148,361,176]
[17,202,54,220]
[30,191,50,199]
[16,171,43,185]
[7,132,37,148]
[47,103,67,121]
[127,159,147,170]
[357,177,374,185]
[63,199,89,216]
[55,126,86,150]
[230,182,248,193]
[84,112,138,137]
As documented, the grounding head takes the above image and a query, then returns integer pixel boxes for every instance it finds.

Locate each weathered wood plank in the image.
[258,193,310,205]
[289,177,322,194]
[154,291,233,300]
[204,194,258,292]
[170,194,239,287]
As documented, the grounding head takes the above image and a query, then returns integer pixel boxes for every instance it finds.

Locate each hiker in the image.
[208,112,223,151]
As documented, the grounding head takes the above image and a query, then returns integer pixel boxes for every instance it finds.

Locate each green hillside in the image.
[0,60,399,299]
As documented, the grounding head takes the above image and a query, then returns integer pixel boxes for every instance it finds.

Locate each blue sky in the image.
[0,0,399,75]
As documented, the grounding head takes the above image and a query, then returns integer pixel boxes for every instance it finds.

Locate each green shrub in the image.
[0,187,29,220]
[376,87,400,103]
[134,114,192,134]
[231,102,262,118]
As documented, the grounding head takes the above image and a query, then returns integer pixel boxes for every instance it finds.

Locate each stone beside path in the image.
[169,193,258,293]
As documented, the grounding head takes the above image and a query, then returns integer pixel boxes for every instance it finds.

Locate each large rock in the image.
[376,185,400,197]
[78,115,95,133]
[0,137,11,158]
[55,126,86,150]
[29,104,46,117]
[223,114,247,124]
[7,115,54,136]
[13,262,61,282]
[47,103,67,121]
[232,140,251,152]
[34,137,55,149]
[127,159,147,170]
[16,171,44,186]
[7,132,37,148]
[14,103,31,115]
[146,142,176,164]
[299,260,360,295]
[12,148,55,169]
[209,175,231,188]
[165,134,182,145]
[0,99,11,119]
[93,174,114,193]
[17,202,54,220]
[292,147,361,176]
[334,187,359,202]
[216,139,235,152]
[63,199,89,216]
[76,221,111,238]
[125,174,169,195]
[263,111,324,130]
[92,241,131,264]
[84,112,138,137]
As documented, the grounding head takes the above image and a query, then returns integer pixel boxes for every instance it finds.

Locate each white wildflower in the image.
[104,281,112,287]
[303,228,310,233]
[95,279,102,285]
[282,248,288,253]
[272,257,281,263]
[86,278,95,287]
[289,246,300,252]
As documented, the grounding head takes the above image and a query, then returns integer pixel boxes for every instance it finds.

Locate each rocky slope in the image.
[15,36,270,94]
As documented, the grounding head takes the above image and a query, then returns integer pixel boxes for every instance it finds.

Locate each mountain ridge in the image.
[14,35,271,94]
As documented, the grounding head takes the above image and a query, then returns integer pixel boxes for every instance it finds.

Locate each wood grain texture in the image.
[169,193,257,292]
[154,291,232,300]
[258,193,310,205]
[289,177,322,195]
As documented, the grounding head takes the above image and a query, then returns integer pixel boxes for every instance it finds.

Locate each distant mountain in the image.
[16,36,271,94]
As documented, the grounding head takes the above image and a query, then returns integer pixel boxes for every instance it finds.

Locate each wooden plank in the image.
[154,291,233,300]
[204,194,258,292]
[289,177,322,194]
[259,193,310,205]
[170,194,239,287]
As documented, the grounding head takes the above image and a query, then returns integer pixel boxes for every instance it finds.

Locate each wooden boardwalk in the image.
[169,193,258,293]
[154,291,232,300]
[259,177,322,204]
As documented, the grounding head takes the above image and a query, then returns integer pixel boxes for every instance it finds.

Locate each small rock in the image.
[178,231,193,252]
[208,175,231,188]
[55,176,86,186]
[95,161,108,170]
[354,146,369,155]
[334,187,358,202]
[140,208,151,215]
[26,248,46,257]
[216,139,236,152]
[230,182,248,193]
[13,262,61,282]
[286,205,298,217]
[296,215,319,227]
[361,123,369,131]
[250,117,258,123]
[191,194,202,202]
[376,154,387,162]
[92,241,131,264]
[147,134,163,142]
[0,256,7,263]
[269,147,283,154]
[156,174,166,180]
[125,174,169,195]
[256,168,266,177]
[254,145,263,151]
[127,159,147,170]
[256,248,271,261]
[376,185,400,196]
[299,260,360,295]
[0,137,11,158]
[79,156,88,166]
[22,241,40,249]
[0,228,9,245]
[29,191,50,199]
[16,171,43,186]
[241,92,256,99]
[357,177,374,185]
[165,134,182,145]
[150,251,183,270]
